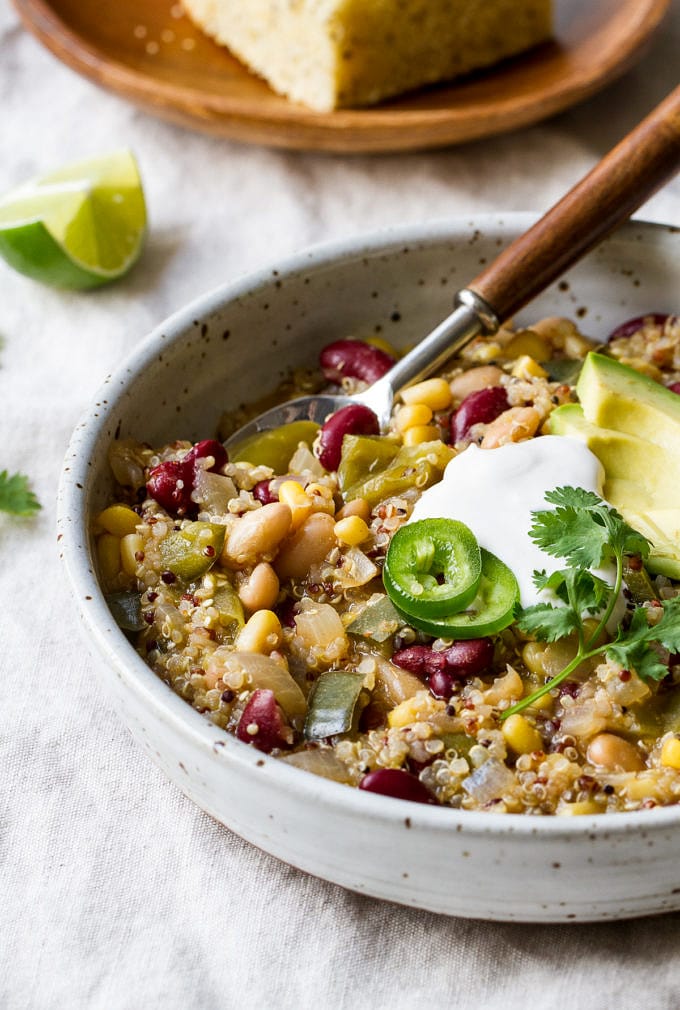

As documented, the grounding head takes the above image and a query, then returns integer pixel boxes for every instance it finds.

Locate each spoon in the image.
[226,85,680,449]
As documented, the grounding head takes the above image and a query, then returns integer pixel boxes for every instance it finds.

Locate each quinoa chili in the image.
[96,312,680,813]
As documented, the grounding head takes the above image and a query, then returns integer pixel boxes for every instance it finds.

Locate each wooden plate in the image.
[14,0,671,153]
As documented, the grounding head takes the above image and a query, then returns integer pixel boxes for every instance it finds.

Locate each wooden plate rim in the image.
[12,0,673,151]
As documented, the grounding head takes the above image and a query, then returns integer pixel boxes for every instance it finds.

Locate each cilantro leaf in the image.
[543,486,603,510]
[516,602,581,642]
[503,487,664,720]
[0,470,41,516]
[606,598,680,681]
[605,639,669,682]
[530,567,610,616]
[529,486,650,569]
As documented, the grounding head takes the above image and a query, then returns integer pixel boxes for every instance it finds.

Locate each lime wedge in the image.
[0,150,146,289]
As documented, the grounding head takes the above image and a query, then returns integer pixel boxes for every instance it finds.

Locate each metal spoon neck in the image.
[357,289,498,427]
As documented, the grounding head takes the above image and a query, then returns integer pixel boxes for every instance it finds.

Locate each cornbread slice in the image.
[182,0,552,111]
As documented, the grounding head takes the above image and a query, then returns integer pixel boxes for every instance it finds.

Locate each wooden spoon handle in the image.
[467,85,680,324]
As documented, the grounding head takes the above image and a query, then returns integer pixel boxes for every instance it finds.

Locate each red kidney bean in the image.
[320,339,395,385]
[359,768,438,805]
[392,646,451,680]
[236,689,291,753]
[667,382,680,395]
[146,439,228,517]
[451,386,509,444]
[146,459,194,516]
[443,638,494,675]
[428,669,457,700]
[392,639,494,683]
[607,313,672,342]
[184,438,228,472]
[316,403,380,471]
[253,479,278,504]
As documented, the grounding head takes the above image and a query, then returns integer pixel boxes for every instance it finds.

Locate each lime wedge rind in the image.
[0,221,109,290]
[0,150,146,289]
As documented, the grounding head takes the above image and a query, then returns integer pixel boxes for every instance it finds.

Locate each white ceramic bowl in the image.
[58,214,680,922]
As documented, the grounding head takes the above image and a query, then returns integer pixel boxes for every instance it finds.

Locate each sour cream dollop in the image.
[409,435,606,608]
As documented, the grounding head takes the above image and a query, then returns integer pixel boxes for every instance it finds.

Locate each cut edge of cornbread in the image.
[182,0,553,112]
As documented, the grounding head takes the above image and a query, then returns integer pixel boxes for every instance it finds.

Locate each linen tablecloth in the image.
[2,3,680,1007]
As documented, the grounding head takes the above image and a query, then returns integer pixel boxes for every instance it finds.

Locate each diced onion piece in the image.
[372,656,423,707]
[108,439,146,489]
[461,758,515,804]
[208,649,307,724]
[281,749,354,783]
[288,443,324,478]
[335,547,378,589]
[559,704,608,740]
[294,601,348,662]
[192,469,237,514]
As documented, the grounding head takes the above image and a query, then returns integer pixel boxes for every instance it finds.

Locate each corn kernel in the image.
[466,340,503,363]
[526,692,554,715]
[502,330,551,361]
[277,480,313,529]
[235,609,282,654]
[511,355,548,380]
[364,335,398,357]
[388,697,423,728]
[502,714,543,755]
[334,515,370,546]
[401,378,452,411]
[563,333,596,358]
[621,774,663,802]
[120,533,144,576]
[557,801,603,816]
[97,504,139,538]
[97,533,121,584]
[395,403,433,432]
[661,737,680,769]
[402,425,440,447]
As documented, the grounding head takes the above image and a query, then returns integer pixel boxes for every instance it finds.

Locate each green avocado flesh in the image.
[547,403,680,503]
[549,354,680,578]
[577,352,680,451]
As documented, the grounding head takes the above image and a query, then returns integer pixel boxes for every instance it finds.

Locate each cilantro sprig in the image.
[502,487,680,719]
[0,470,41,517]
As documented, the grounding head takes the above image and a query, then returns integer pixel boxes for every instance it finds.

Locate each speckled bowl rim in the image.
[58,213,680,846]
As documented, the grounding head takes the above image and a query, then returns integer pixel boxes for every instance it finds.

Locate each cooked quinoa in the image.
[96,312,680,814]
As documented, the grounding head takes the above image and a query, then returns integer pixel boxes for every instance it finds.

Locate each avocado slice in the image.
[546,403,680,501]
[548,394,680,578]
[603,477,663,516]
[577,352,680,451]
[618,509,680,579]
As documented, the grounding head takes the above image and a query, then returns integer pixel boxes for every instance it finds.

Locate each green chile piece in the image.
[623,559,658,605]
[231,420,320,471]
[106,591,144,632]
[304,671,366,740]
[343,441,455,507]
[346,594,403,643]
[544,358,583,385]
[337,435,399,493]
[212,581,245,636]
[159,521,226,581]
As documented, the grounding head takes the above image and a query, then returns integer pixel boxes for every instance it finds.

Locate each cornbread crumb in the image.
[182,0,553,111]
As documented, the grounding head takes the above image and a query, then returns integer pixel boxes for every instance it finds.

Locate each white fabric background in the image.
[2,2,680,1007]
